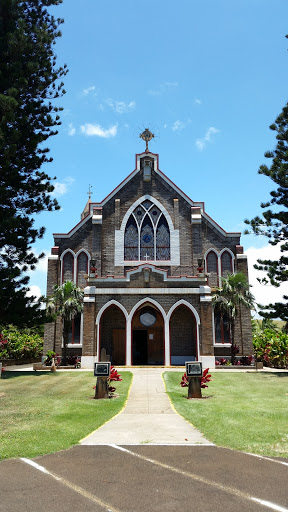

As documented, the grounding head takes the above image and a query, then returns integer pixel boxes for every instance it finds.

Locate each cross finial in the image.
[139,128,154,152]
[87,184,92,200]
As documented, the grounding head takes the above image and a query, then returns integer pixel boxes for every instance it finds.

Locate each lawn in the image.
[0,370,132,461]
[164,371,288,458]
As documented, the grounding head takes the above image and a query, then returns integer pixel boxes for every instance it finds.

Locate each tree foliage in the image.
[0,0,67,326]
[245,57,288,321]
[46,281,84,364]
[212,272,255,363]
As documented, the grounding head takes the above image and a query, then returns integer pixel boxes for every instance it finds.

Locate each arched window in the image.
[62,251,74,282]
[156,216,170,260]
[124,216,138,261]
[206,251,218,288]
[221,251,233,278]
[77,251,88,288]
[124,200,171,261]
[140,216,154,260]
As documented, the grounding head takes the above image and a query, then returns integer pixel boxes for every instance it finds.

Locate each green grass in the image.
[0,370,132,461]
[164,371,288,458]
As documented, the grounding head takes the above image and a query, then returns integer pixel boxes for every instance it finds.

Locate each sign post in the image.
[94,362,111,399]
[185,361,203,398]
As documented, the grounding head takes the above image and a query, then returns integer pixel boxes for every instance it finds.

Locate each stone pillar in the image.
[81,289,96,368]
[43,249,60,354]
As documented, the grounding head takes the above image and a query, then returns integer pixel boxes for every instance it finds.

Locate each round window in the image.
[139,309,157,327]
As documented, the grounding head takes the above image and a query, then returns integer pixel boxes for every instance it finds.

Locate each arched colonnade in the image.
[96,298,200,366]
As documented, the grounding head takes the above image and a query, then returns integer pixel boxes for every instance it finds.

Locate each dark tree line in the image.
[0,0,67,326]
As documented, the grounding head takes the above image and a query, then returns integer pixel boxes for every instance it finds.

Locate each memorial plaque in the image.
[94,362,111,377]
[186,361,203,377]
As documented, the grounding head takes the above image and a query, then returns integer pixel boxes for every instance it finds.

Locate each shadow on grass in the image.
[1,370,59,380]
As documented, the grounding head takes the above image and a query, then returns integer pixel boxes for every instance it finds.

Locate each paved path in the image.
[81,367,212,445]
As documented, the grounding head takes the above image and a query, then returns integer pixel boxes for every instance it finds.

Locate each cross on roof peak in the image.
[139,128,154,152]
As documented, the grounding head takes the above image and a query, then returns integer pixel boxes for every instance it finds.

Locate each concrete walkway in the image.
[81,367,212,446]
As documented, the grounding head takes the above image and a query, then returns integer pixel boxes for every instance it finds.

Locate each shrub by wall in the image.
[0,325,43,360]
[253,329,288,368]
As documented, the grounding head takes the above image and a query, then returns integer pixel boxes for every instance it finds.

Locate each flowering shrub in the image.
[253,329,288,368]
[180,368,212,389]
[108,366,122,394]
[215,355,254,366]
[0,326,43,360]
[93,366,122,397]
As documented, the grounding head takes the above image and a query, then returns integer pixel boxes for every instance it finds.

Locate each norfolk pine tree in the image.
[0,0,67,326]
[245,44,288,322]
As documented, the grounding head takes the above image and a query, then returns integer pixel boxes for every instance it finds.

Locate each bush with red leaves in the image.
[180,368,212,389]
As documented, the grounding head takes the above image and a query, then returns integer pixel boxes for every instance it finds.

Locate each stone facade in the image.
[44,150,253,368]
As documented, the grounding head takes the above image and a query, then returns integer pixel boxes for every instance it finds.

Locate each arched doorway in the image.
[170,305,197,365]
[100,305,126,365]
[132,305,164,365]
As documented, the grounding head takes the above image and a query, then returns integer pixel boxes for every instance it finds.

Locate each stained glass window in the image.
[140,216,154,260]
[206,251,218,287]
[156,215,170,260]
[77,252,88,288]
[124,201,171,261]
[63,252,74,282]
[221,251,233,277]
[142,200,152,210]
[124,216,138,260]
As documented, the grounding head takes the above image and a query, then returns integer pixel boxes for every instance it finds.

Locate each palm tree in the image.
[212,272,255,364]
[46,281,84,365]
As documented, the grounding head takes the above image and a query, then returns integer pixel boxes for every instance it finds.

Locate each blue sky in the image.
[28,0,288,312]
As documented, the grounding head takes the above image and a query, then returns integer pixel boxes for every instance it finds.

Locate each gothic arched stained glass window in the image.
[156,215,170,260]
[124,216,138,260]
[221,251,233,277]
[140,216,154,260]
[124,200,171,261]
[62,251,74,282]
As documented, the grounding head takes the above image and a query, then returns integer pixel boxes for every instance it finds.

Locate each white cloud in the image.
[68,123,76,136]
[83,85,97,96]
[194,98,202,105]
[246,243,287,315]
[196,126,220,151]
[51,177,75,197]
[172,120,185,132]
[80,123,118,138]
[171,119,191,132]
[106,99,136,114]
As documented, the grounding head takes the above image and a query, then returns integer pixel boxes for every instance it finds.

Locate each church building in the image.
[44,130,252,368]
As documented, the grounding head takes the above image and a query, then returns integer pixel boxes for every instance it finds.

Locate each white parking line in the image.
[244,452,288,467]
[111,445,288,512]
[21,458,122,512]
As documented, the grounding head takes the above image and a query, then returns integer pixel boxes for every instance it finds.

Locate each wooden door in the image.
[112,329,126,365]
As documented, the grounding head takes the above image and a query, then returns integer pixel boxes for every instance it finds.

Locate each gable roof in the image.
[53,151,241,239]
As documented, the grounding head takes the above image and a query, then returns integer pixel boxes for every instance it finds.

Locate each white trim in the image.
[199,355,215,369]
[90,288,206,295]
[84,297,95,302]
[166,300,200,363]
[81,355,97,369]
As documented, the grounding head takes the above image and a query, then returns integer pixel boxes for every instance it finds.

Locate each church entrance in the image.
[132,306,164,365]
[100,305,126,365]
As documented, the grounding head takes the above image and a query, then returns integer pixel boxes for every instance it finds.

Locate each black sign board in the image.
[186,361,203,377]
[94,362,111,377]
